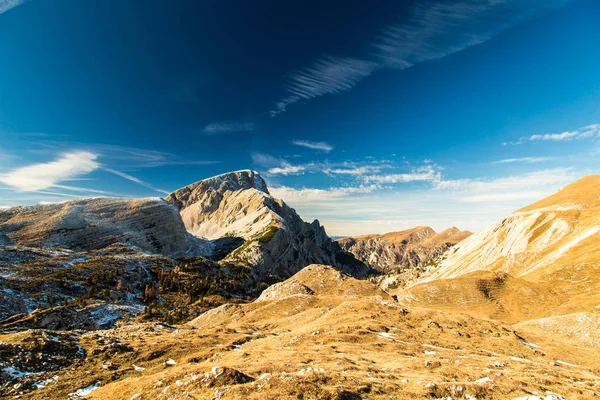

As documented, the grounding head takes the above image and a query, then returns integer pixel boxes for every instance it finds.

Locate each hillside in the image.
[400,176,600,324]
[2,265,598,399]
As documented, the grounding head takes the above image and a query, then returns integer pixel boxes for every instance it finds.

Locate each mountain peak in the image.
[175,170,269,197]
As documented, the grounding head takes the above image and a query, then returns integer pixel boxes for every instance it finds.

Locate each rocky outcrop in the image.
[0,197,205,256]
[166,170,371,279]
[337,226,471,273]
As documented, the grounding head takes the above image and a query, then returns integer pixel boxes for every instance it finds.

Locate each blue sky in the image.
[1,0,599,235]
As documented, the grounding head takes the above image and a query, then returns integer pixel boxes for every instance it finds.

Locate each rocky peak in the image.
[166,170,269,210]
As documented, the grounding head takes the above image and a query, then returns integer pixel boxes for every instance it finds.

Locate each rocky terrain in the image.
[166,170,370,279]
[1,174,600,399]
[337,226,471,273]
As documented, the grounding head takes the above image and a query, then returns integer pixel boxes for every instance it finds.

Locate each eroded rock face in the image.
[0,198,204,256]
[337,227,471,273]
[166,170,372,279]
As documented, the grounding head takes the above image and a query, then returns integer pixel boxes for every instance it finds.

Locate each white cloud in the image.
[0,151,99,192]
[363,166,441,184]
[270,185,377,203]
[323,166,381,176]
[292,140,333,152]
[434,168,575,203]
[492,157,554,164]
[510,123,600,144]
[103,168,170,194]
[0,0,27,15]
[267,165,305,176]
[252,152,305,176]
[203,121,255,134]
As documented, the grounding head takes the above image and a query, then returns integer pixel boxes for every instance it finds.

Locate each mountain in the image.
[0,197,204,256]
[2,178,600,399]
[337,226,471,273]
[402,176,600,323]
[0,171,370,280]
[166,170,371,279]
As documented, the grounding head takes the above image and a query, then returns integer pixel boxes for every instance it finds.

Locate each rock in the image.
[201,366,253,387]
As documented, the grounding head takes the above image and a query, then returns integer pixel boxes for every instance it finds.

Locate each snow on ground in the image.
[69,382,100,397]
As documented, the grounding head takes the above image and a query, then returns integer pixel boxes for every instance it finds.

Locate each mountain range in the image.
[1,173,599,399]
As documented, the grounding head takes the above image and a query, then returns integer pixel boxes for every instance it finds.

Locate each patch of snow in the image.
[69,382,100,397]
[377,332,395,339]
[2,366,32,378]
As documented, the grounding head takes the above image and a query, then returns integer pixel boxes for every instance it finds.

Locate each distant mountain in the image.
[166,170,371,279]
[336,226,471,273]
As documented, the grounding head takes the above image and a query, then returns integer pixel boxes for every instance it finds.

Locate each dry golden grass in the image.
[5,265,598,399]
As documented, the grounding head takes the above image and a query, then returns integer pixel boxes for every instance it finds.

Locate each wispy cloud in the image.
[270,0,570,116]
[203,121,255,135]
[270,57,378,116]
[251,152,305,176]
[492,156,554,164]
[434,168,575,203]
[0,151,99,191]
[270,185,377,203]
[323,166,381,176]
[507,123,600,145]
[0,0,27,15]
[103,167,170,194]
[267,165,305,176]
[39,142,220,168]
[362,165,441,184]
[292,140,333,152]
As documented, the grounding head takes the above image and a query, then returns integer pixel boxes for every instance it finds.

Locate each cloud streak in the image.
[0,0,27,15]
[434,168,575,203]
[103,167,170,194]
[203,121,255,135]
[492,156,554,164]
[292,140,333,152]
[0,151,99,191]
[362,166,441,184]
[507,123,600,144]
[251,152,306,176]
[270,0,571,116]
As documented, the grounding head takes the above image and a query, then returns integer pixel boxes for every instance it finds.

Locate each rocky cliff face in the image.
[0,197,204,256]
[337,226,471,273]
[166,170,371,279]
